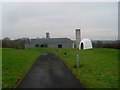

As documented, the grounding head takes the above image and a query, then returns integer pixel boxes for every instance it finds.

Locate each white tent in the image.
[79,38,93,50]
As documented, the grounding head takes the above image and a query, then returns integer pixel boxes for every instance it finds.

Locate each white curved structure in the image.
[79,38,93,50]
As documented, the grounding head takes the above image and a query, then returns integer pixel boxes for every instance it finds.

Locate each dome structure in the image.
[79,38,93,50]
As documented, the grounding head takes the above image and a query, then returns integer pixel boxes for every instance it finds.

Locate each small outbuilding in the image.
[79,38,93,50]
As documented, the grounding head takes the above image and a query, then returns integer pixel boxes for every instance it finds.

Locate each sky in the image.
[1,1,118,40]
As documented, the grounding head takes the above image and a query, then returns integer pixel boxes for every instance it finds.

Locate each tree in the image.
[2,37,13,48]
[2,37,29,49]
[13,39,25,49]
[95,41,103,48]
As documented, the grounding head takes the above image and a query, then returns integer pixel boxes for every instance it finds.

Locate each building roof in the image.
[26,38,73,44]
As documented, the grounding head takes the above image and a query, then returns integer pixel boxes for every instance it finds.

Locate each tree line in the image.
[92,40,120,49]
[1,37,120,49]
[1,37,28,49]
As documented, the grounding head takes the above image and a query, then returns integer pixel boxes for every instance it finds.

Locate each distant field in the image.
[2,48,118,88]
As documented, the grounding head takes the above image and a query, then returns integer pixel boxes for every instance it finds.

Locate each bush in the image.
[2,37,28,49]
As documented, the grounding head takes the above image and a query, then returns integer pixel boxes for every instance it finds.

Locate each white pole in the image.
[76,54,80,68]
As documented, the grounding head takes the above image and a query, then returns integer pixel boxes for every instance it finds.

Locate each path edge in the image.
[52,53,86,88]
[14,55,41,89]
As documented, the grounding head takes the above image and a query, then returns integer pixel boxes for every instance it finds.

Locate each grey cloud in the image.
[2,2,118,40]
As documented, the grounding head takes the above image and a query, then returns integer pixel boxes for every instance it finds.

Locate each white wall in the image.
[79,38,93,50]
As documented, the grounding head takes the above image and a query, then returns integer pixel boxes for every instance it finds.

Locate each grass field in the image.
[41,48,118,88]
[0,48,2,89]
[58,48,118,88]
[2,48,41,88]
[2,48,118,88]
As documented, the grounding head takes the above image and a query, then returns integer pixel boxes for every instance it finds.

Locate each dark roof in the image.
[26,38,72,44]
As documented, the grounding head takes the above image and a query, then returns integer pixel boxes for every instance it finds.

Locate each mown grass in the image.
[2,48,118,88]
[41,48,118,88]
[0,48,2,89]
[2,48,41,88]
[74,48,118,88]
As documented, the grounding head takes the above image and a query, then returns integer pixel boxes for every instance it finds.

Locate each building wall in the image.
[25,43,35,48]
[25,41,73,48]
[48,43,72,48]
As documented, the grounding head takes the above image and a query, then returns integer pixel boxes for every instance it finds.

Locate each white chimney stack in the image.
[46,32,50,38]
[76,28,81,48]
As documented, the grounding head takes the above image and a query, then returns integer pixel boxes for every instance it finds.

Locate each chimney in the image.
[76,28,81,48]
[46,32,50,38]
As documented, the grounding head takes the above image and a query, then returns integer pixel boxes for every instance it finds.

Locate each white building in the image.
[79,38,93,50]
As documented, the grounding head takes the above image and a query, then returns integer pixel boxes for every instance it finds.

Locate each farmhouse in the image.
[25,28,93,49]
[25,32,74,48]
[25,37,73,48]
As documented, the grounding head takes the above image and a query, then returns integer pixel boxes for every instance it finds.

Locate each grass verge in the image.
[2,48,41,88]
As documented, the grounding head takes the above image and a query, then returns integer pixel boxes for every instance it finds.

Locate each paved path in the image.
[16,53,85,88]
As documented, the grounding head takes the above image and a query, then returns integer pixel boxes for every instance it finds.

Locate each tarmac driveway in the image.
[16,53,85,88]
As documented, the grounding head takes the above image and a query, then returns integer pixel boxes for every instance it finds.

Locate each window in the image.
[58,44,62,48]
[40,44,48,48]
[35,44,39,47]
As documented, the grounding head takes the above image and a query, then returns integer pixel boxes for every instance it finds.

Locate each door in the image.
[81,42,83,49]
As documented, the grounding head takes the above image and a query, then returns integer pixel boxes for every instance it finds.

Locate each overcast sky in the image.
[2,2,118,40]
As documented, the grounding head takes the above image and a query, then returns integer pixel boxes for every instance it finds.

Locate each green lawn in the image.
[2,48,118,88]
[41,48,118,88]
[62,48,118,88]
[2,48,41,88]
[0,48,2,89]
